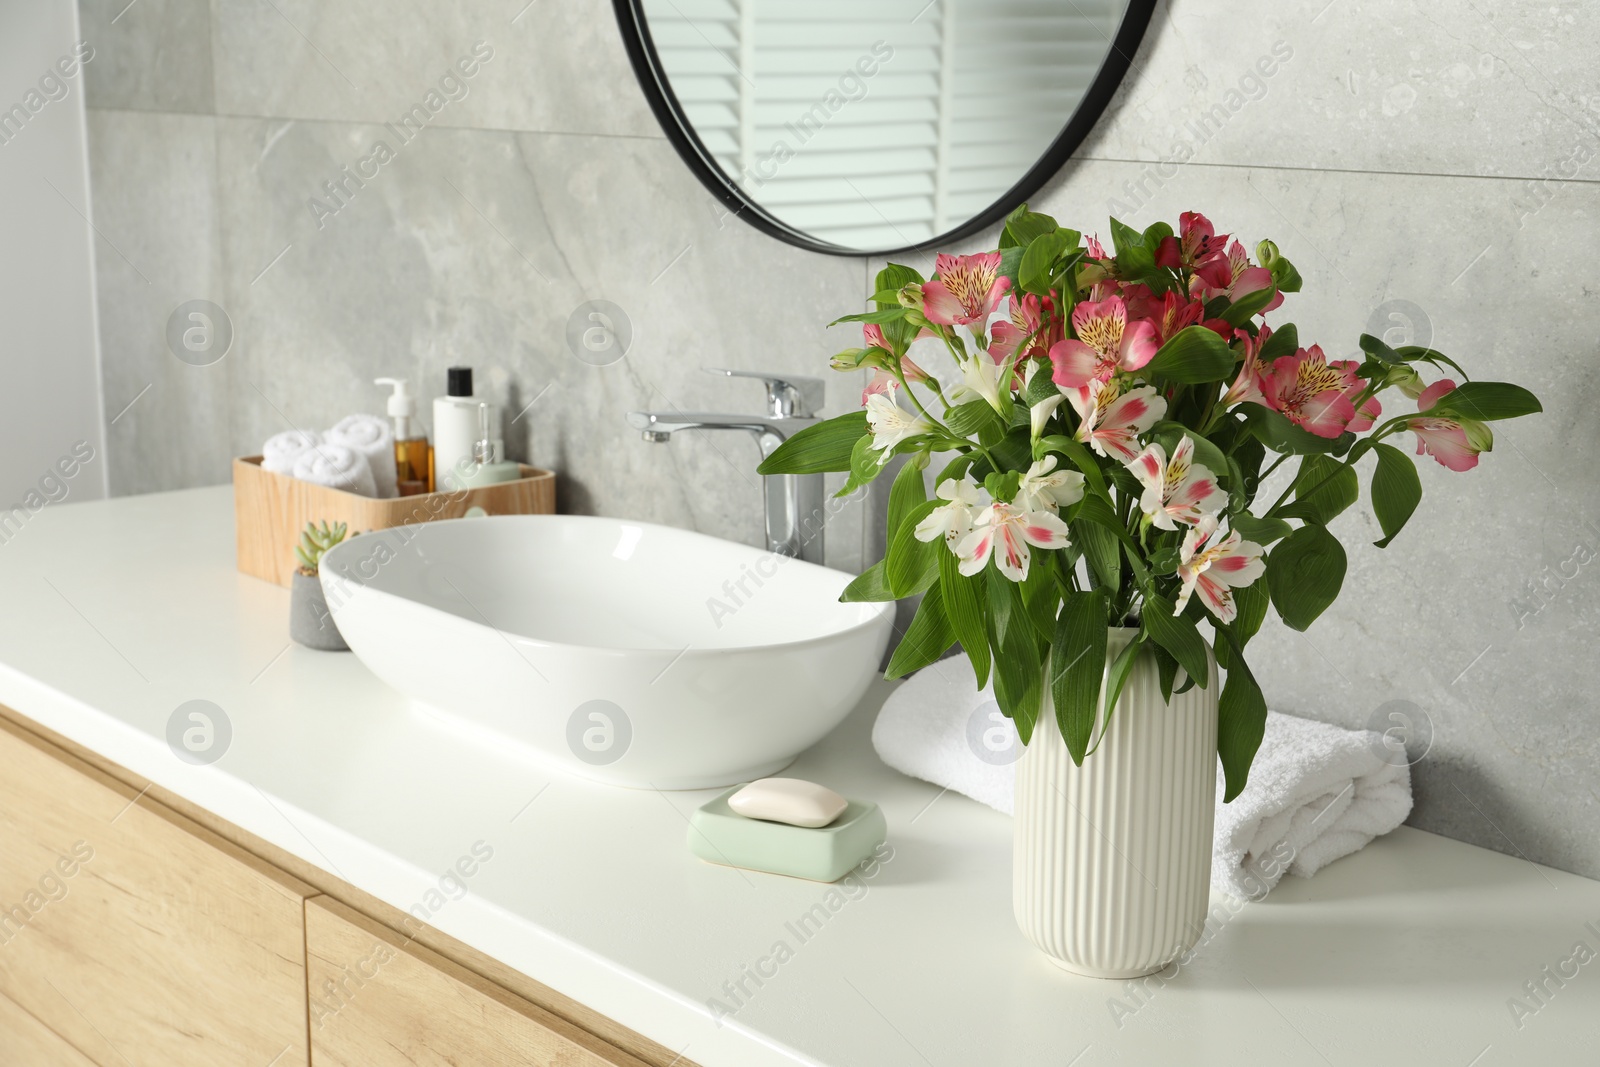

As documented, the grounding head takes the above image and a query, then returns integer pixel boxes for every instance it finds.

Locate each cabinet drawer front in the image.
[307,898,648,1067]
[0,718,312,1067]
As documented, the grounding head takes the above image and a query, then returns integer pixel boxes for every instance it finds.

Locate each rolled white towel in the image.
[871,656,1412,899]
[261,429,323,475]
[291,442,377,497]
[326,414,397,498]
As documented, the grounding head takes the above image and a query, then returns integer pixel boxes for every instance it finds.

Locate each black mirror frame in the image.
[613,0,1158,258]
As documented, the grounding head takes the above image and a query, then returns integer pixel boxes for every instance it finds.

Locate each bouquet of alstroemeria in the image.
[759,205,1541,800]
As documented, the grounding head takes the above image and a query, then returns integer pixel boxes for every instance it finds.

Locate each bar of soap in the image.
[728,778,848,828]
[689,787,887,883]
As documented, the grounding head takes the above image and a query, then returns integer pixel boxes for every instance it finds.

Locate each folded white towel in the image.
[291,442,377,497]
[326,414,398,499]
[261,429,323,475]
[872,657,1412,900]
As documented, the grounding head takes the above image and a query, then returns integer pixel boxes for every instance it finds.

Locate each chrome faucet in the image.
[627,368,827,564]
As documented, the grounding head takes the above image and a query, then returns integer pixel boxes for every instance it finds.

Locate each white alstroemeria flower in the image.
[914,478,985,548]
[1014,455,1085,513]
[947,352,1009,414]
[1068,380,1166,461]
[1125,436,1228,530]
[955,502,1072,582]
[1029,392,1065,440]
[864,387,934,465]
[1174,515,1266,623]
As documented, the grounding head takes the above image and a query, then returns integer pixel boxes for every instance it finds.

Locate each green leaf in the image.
[1231,578,1270,647]
[1144,325,1235,384]
[840,561,894,602]
[884,584,955,679]
[886,450,930,546]
[1076,519,1121,590]
[938,547,990,687]
[1370,442,1422,548]
[1266,524,1347,631]
[945,399,1003,438]
[1358,333,1402,365]
[1092,631,1146,751]
[1228,512,1292,546]
[829,308,911,326]
[885,499,939,597]
[990,603,1043,741]
[1216,627,1268,803]
[875,262,923,293]
[1142,593,1212,689]
[1424,381,1543,422]
[759,411,869,475]
[1220,286,1278,327]
[835,433,887,497]
[1019,230,1075,294]
[1259,323,1298,361]
[987,566,1017,646]
[1394,345,1469,381]
[1052,592,1108,764]
[1000,205,1059,249]
[1238,404,1355,457]
[1276,455,1358,524]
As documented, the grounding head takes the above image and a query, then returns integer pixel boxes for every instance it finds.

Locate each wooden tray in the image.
[233,456,556,587]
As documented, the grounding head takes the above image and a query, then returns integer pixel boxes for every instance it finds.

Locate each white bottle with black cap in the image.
[433,366,483,491]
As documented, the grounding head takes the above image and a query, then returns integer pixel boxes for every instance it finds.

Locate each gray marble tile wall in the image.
[79,1,1600,875]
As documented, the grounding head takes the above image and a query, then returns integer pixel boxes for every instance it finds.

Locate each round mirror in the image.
[614,0,1155,256]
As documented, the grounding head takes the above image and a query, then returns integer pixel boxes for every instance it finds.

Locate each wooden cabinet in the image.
[306,897,652,1067]
[0,718,314,1067]
[0,988,98,1067]
[0,709,691,1067]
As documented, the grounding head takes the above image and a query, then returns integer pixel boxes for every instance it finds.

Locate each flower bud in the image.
[1385,364,1426,398]
[1254,239,1280,268]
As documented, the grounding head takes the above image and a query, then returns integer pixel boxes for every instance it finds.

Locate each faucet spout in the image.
[625,378,828,565]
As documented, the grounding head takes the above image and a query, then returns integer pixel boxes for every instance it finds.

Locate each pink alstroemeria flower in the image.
[1223,326,1272,408]
[1175,516,1266,624]
[1126,436,1228,530]
[1262,345,1381,438]
[1069,380,1167,462]
[1048,296,1159,389]
[1193,239,1282,315]
[990,293,1058,363]
[921,252,1009,327]
[1409,379,1484,472]
[956,502,1072,582]
[1155,211,1227,270]
[859,323,929,404]
[1084,234,1109,259]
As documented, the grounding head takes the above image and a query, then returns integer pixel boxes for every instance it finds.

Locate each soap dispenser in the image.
[457,403,522,488]
[374,377,430,495]
[432,366,480,491]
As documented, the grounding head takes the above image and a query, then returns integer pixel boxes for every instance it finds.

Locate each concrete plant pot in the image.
[290,570,348,651]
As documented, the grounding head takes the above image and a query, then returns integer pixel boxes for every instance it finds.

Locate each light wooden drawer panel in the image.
[0,987,97,1066]
[0,717,313,1067]
[307,897,652,1067]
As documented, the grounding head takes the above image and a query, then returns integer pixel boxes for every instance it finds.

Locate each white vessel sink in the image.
[319,515,893,788]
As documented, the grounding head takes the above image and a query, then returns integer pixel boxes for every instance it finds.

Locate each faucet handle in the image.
[707,368,825,418]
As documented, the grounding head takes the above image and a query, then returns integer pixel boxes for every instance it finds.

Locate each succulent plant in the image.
[294,520,348,576]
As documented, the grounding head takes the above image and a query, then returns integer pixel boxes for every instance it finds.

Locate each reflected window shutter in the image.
[642,0,1125,249]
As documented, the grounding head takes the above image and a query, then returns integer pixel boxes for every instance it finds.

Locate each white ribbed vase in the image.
[1013,627,1218,979]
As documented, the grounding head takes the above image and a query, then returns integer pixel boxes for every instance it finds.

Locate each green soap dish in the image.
[688,786,887,883]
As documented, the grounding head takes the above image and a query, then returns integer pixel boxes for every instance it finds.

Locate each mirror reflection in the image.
[641,0,1134,251]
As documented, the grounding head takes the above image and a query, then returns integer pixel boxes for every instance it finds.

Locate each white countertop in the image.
[1,486,1596,1066]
